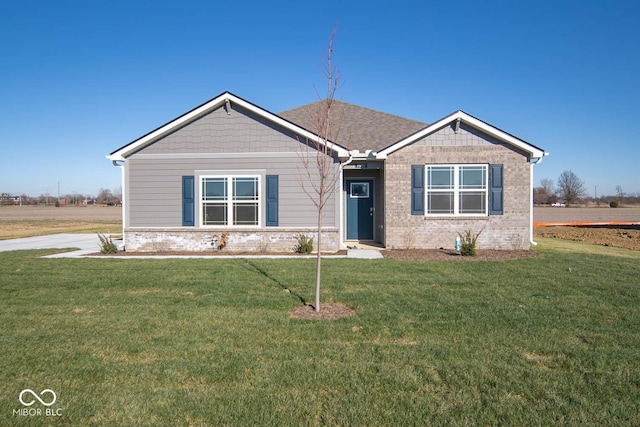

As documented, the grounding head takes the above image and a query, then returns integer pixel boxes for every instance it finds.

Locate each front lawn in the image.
[1,247,638,425]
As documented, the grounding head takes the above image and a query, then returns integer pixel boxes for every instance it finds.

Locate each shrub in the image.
[610,201,619,208]
[98,234,118,254]
[293,234,314,254]
[458,229,482,257]
[212,232,229,250]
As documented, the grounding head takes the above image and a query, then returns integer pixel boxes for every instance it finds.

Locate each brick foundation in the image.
[123,227,340,253]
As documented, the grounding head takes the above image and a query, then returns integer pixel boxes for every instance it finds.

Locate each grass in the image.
[0,220,121,240]
[1,246,639,425]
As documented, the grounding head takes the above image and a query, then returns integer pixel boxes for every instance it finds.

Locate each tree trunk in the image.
[315,203,322,312]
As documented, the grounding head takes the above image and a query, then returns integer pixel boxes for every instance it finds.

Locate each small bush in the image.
[458,229,482,257]
[98,234,118,254]
[212,232,229,250]
[610,201,619,208]
[293,234,314,254]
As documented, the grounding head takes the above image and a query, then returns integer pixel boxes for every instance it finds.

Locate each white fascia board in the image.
[108,92,349,161]
[108,93,231,161]
[377,111,547,159]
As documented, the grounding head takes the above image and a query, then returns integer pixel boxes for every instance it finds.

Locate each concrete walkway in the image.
[0,234,101,257]
[347,249,384,259]
[0,234,384,259]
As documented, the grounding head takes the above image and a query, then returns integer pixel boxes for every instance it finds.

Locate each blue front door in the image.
[346,179,374,240]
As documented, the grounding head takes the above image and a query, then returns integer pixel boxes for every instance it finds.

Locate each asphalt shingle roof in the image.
[279,100,427,152]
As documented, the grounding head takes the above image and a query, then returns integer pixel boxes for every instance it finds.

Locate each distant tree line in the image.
[0,188,121,206]
[534,170,639,206]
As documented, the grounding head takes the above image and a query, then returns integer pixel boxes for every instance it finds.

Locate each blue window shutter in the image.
[182,176,195,226]
[266,175,279,226]
[411,165,424,215]
[489,164,503,215]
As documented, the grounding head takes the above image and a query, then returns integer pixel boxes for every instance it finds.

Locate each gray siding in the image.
[124,101,340,230]
[134,104,309,155]
[126,155,338,228]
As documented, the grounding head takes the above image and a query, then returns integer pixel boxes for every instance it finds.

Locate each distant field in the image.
[534,206,640,223]
[0,205,121,221]
[0,206,121,239]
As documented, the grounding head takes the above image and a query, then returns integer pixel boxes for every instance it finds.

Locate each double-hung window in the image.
[201,176,260,226]
[426,165,487,215]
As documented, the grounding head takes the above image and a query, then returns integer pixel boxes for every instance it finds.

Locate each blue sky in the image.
[1,0,639,198]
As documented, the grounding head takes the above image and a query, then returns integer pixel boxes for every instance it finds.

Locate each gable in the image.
[133,103,313,156]
[404,121,530,157]
[108,92,350,161]
[378,110,547,161]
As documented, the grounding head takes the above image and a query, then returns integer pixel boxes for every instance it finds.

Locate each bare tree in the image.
[297,27,344,313]
[540,178,555,197]
[533,187,548,205]
[97,188,113,204]
[557,170,586,205]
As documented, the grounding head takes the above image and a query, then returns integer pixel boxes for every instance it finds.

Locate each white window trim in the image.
[199,174,261,227]
[425,164,488,217]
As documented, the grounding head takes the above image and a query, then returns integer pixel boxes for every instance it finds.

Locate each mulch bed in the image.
[290,303,356,320]
[383,249,538,261]
[91,250,348,256]
[92,248,538,261]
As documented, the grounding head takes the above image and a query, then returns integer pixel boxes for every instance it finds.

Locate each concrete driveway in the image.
[0,234,102,258]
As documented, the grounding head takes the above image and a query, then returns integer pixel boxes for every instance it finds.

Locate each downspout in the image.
[338,155,355,248]
[529,156,545,246]
[112,160,126,249]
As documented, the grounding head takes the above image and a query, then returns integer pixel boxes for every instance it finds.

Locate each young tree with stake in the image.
[297,27,345,313]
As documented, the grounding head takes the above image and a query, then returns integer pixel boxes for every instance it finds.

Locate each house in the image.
[107,92,548,252]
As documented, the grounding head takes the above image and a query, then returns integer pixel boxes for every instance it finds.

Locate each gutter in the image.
[529,153,549,246]
[111,160,126,249]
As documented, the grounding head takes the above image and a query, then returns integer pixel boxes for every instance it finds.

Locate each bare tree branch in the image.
[295,25,345,312]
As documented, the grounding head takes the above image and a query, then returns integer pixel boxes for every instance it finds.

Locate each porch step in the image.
[347,249,384,259]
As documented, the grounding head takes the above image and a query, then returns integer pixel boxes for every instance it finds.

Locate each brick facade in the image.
[384,124,533,250]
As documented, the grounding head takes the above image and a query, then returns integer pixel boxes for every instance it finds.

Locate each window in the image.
[201,176,260,226]
[426,165,487,215]
[350,182,369,198]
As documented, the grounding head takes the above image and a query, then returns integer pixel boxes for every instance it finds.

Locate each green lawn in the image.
[1,246,639,426]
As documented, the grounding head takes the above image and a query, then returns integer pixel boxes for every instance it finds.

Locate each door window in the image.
[350,182,369,198]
